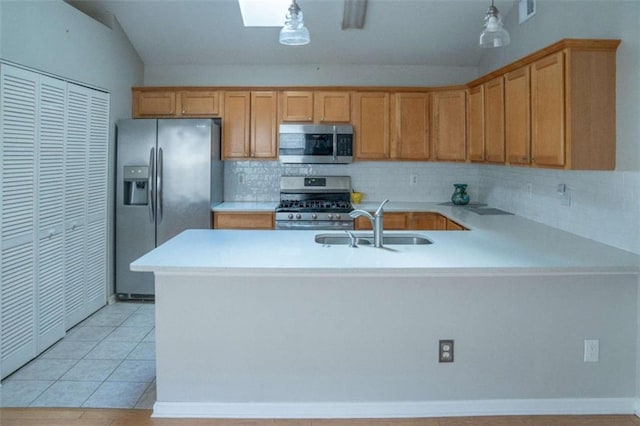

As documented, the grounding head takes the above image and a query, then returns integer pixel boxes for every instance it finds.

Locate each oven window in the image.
[304,134,332,155]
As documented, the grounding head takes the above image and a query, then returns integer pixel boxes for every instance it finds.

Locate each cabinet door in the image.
[413,212,447,230]
[64,84,89,329]
[531,52,565,167]
[85,90,109,316]
[223,92,251,159]
[178,90,220,116]
[0,65,38,378]
[36,75,67,352]
[251,91,278,159]
[353,92,390,159]
[467,85,485,162]
[280,91,313,122]
[393,93,430,160]
[505,67,531,165]
[432,90,466,161]
[214,212,274,229]
[446,219,466,231]
[134,90,176,117]
[484,77,505,163]
[355,212,408,230]
[314,91,350,122]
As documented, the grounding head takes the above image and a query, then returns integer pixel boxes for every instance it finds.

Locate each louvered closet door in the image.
[64,84,89,328]
[85,91,109,314]
[0,65,38,378]
[36,75,67,352]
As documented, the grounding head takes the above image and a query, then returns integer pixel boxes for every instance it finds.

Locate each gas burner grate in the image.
[276,199,353,212]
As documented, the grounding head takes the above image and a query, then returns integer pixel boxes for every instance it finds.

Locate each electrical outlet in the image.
[439,339,454,363]
[557,183,571,206]
[410,174,418,186]
[238,172,245,184]
[584,339,599,362]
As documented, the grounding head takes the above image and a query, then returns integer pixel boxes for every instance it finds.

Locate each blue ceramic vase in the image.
[451,183,470,205]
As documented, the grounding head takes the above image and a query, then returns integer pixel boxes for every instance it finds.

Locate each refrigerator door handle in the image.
[148,147,155,223]
[157,147,163,223]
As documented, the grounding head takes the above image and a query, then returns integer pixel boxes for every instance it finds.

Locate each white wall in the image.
[145,64,478,87]
[1,0,145,297]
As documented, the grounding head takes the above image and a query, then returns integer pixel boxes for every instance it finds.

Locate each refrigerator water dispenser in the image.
[123,166,149,205]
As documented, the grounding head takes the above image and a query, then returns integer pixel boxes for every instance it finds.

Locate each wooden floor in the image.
[1,409,639,426]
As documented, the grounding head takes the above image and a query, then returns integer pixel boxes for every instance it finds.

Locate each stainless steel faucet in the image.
[349,199,389,248]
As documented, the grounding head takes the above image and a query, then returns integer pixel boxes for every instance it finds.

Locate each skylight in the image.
[238,0,290,27]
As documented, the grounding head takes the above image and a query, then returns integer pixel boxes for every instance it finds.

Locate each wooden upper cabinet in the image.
[484,77,505,163]
[314,91,351,123]
[531,51,565,168]
[564,46,616,170]
[353,92,390,160]
[223,92,251,159]
[431,90,467,161]
[280,91,313,122]
[392,93,430,160]
[250,91,278,159]
[133,90,176,117]
[178,90,220,116]
[467,85,485,162]
[223,91,277,160]
[505,66,531,165]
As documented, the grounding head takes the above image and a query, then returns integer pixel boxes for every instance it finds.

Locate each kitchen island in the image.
[132,203,640,419]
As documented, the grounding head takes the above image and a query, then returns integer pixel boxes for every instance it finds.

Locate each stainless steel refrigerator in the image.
[115,118,222,299]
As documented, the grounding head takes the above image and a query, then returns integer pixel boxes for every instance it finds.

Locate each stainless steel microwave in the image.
[278,124,353,164]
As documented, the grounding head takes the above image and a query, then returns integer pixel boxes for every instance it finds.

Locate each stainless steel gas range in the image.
[275,176,354,230]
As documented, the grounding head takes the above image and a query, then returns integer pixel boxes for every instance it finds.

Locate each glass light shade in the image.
[279,2,310,46]
[479,3,510,48]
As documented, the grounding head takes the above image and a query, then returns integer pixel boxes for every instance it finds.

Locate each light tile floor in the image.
[0,302,156,409]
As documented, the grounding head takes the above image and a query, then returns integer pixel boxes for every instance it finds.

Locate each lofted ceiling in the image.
[68,0,516,67]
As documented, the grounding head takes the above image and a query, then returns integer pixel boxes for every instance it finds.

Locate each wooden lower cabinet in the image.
[355,211,463,231]
[446,219,466,231]
[213,212,274,229]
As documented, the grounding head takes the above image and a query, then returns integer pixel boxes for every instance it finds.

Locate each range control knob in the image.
[288,213,294,219]
[327,214,333,220]
[295,213,302,219]
[335,214,342,220]
[311,213,318,220]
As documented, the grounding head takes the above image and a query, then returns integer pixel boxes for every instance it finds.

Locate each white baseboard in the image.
[152,398,636,419]
[635,398,640,417]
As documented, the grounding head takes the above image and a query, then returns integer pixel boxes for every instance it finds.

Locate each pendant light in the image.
[279,0,310,46]
[479,0,510,48]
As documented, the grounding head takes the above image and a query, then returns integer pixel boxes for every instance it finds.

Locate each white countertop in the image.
[133,202,640,276]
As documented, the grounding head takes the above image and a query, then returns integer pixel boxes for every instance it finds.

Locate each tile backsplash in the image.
[223,161,640,254]
[224,161,481,204]
[479,166,640,254]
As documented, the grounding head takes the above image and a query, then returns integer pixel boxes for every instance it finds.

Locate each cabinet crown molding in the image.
[467,38,621,88]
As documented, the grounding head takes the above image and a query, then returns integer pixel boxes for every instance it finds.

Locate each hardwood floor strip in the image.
[1,409,639,426]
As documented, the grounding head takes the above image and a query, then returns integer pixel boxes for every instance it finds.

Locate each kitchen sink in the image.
[315,233,433,246]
